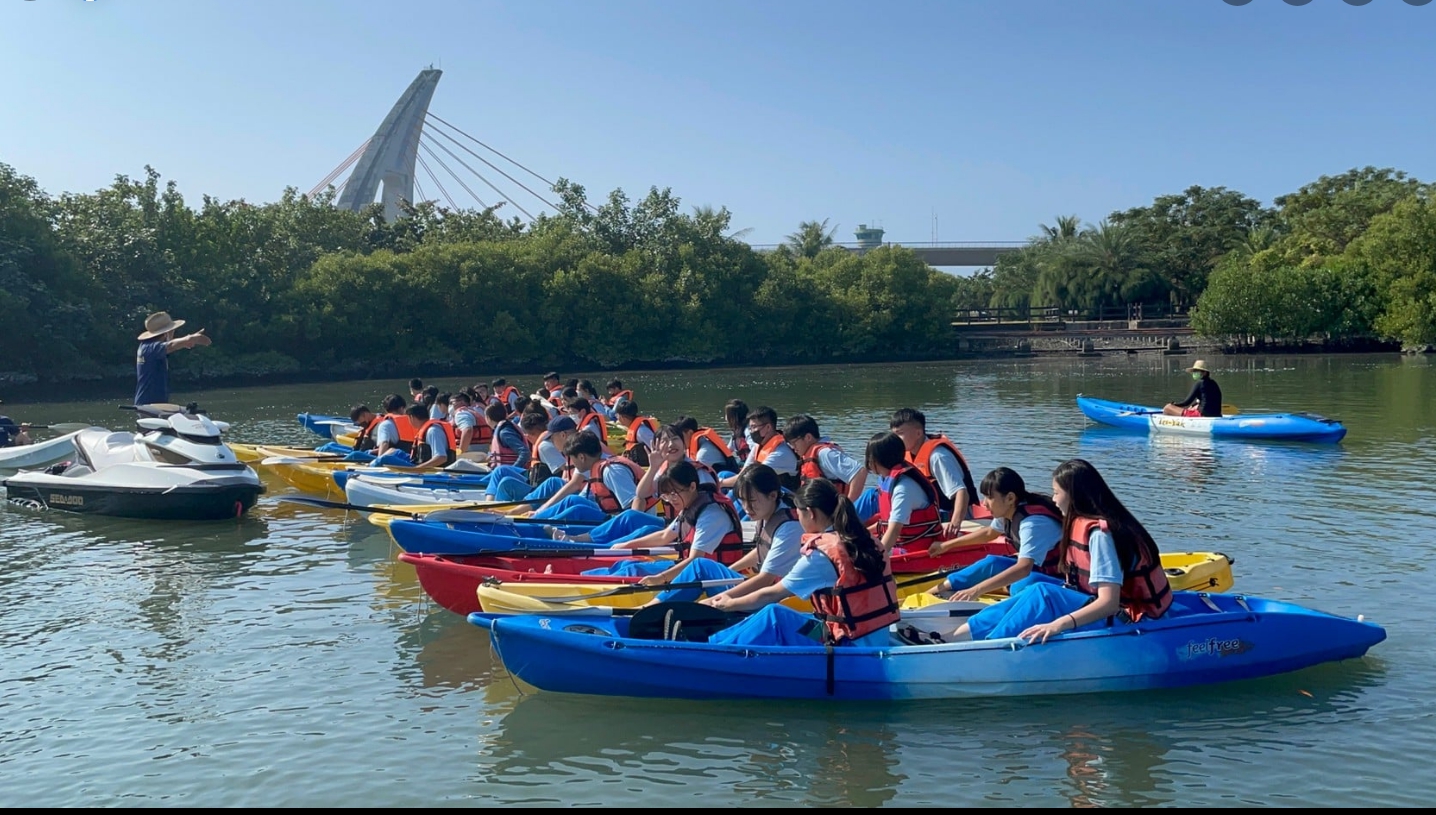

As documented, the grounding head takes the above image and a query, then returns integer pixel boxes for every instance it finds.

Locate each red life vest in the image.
[673,489,746,566]
[1063,517,1173,622]
[622,416,661,457]
[729,430,751,462]
[413,419,457,465]
[582,456,653,514]
[798,441,848,494]
[605,389,634,407]
[876,461,944,553]
[653,458,720,521]
[488,422,524,466]
[802,532,901,644]
[908,434,977,513]
[1009,501,1064,576]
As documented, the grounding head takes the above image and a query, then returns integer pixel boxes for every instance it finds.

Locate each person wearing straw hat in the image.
[1163,359,1223,417]
[135,311,212,407]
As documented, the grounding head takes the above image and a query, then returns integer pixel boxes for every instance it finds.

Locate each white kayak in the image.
[344,473,491,507]
[0,429,95,471]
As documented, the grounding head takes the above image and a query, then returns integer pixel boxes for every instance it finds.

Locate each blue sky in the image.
[3,0,1434,253]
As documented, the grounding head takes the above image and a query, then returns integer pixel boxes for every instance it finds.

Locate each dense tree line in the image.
[970,167,1435,351]
[0,164,963,388]
[3,159,1433,393]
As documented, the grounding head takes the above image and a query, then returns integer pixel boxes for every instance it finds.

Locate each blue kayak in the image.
[298,413,344,440]
[388,518,601,556]
[1077,396,1347,443]
[468,592,1385,701]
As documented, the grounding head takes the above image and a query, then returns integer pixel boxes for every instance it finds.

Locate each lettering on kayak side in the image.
[47,493,85,507]
[1154,418,1188,428]
[1177,637,1254,661]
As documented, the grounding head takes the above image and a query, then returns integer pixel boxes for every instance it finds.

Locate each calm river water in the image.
[2,353,1433,806]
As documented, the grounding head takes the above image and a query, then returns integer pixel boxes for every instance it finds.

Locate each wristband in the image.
[1066,613,1077,630]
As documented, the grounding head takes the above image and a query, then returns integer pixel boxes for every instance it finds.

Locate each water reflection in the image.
[479,694,907,806]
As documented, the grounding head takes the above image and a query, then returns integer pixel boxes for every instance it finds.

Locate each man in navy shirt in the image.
[135,311,212,407]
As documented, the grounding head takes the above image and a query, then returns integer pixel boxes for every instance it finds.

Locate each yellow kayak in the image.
[476,569,951,616]
[477,582,813,614]
[899,551,1235,610]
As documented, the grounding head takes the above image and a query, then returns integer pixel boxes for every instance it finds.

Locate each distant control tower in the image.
[854,224,885,250]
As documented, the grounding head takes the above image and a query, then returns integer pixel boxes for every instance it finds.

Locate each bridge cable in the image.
[415,152,459,211]
[420,130,535,219]
[421,116,558,212]
[425,112,563,191]
[309,137,371,197]
[417,136,488,209]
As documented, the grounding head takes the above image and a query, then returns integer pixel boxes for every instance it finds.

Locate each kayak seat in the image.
[892,624,947,646]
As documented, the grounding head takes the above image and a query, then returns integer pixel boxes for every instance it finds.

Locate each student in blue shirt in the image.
[708,478,900,649]
[134,311,211,407]
[926,467,1064,601]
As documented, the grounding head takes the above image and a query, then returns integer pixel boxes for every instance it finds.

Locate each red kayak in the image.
[400,541,1016,616]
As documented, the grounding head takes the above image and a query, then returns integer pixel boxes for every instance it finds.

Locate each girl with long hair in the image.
[926,467,1064,601]
[709,477,900,648]
[952,459,1172,644]
[723,399,751,462]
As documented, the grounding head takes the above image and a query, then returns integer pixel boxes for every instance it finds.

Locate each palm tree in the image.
[1069,220,1157,308]
[785,218,838,259]
[1035,215,1082,244]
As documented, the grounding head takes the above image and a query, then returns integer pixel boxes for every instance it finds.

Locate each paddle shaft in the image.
[276,495,533,517]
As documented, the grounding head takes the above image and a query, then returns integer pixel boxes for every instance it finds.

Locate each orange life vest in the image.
[575,411,611,452]
[359,413,417,453]
[802,532,901,644]
[798,440,848,494]
[908,433,977,513]
[687,427,736,467]
[413,419,457,465]
[673,489,746,566]
[1063,517,1173,622]
[876,461,944,553]
[623,416,661,454]
[493,385,520,415]
[751,432,800,490]
[605,389,634,407]
[454,406,492,450]
[583,456,653,514]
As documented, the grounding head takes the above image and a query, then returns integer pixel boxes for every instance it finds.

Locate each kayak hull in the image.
[0,430,90,471]
[345,474,490,507]
[470,593,1385,701]
[1076,396,1347,443]
[399,552,661,615]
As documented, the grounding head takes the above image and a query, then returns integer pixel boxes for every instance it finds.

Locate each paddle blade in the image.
[626,602,747,642]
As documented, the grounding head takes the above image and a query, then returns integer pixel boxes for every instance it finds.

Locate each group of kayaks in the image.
[2,396,1379,703]
[264,401,1379,703]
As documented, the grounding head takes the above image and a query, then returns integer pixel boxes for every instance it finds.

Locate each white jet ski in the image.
[1,406,262,520]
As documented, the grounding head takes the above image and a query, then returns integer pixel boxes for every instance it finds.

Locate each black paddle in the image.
[626,601,748,642]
